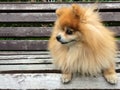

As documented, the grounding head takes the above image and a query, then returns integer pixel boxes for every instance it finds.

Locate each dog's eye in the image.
[66,28,73,35]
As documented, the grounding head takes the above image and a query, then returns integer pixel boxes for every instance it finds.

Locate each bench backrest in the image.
[0,2,120,51]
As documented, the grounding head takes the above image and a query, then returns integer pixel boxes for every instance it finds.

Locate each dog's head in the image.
[55,4,85,45]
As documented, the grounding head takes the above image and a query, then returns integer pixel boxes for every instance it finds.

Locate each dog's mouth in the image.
[56,35,76,44]
[59,40,76,44]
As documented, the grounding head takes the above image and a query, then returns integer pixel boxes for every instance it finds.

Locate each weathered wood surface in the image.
[0,51,119,73]
[0,51,50,55]
[0,55,51,60]
[0,64,56,73]
[0,59,52,64]
[0,40,120,51]
[0,12,119,22]
[109,27,120,37]
[0,51,119,89]
[0,2,119,10]
[0,62,119,73]
[0,2,119,89]
[0,2,119,51]
[0,73,120,89]
[0,27,52,37]
[0,40,48,51]
[0,27,120,37]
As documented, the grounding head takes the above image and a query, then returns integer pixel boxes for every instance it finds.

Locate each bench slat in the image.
[0,55,51,60]
[0,73,120,89]
[1,51,120,55]
[0,64,56,72]
[0,58,119,64]
[0,26,120,37]
[109,26,120,37]
[0,53,120,64]
[0,13,54,22]
[0,55,120,64]
[0,59,52,64]
[0,62,119,72]
[0,12,119,22]
[100,12,120,21]
[0,27,52,37]
[0,40,120,51]
[0,40,48,51]
[0,51,50,55]
[0,2,119,10]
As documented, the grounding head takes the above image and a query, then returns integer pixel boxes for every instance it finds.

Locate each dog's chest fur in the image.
[54,44,112,76]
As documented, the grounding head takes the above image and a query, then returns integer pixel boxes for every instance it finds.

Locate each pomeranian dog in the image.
[48,4,118,84]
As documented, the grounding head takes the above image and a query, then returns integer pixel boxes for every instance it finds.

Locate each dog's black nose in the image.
[56,35,61,41]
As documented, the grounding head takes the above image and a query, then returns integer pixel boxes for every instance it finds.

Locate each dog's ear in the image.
[55,7,67,17]
[72,4,81,18]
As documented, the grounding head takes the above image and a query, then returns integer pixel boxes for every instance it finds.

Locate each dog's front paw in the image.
[104,73,118,84]
[61,73,72,84]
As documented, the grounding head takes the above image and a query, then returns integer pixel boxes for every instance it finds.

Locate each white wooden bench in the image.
[0,2,120,89]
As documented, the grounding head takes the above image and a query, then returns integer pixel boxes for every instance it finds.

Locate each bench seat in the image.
[0,2,120,89]
[0,51,120,89]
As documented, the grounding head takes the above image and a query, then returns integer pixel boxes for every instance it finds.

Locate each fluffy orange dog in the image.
[48,4,117,84]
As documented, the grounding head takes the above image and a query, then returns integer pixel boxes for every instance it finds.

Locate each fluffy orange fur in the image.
[48,4,117,84]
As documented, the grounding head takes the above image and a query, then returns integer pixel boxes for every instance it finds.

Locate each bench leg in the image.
[103,64,118,84]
